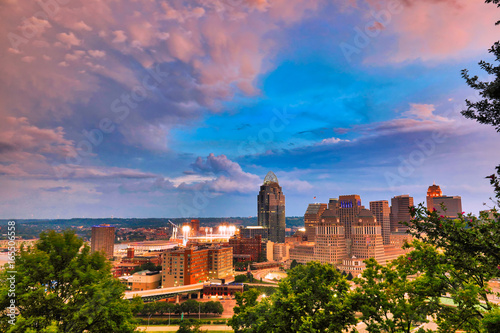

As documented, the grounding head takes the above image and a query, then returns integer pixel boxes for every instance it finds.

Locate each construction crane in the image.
[168,220,178,240]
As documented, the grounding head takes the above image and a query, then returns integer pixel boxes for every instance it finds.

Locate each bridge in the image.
[124,283,205,302]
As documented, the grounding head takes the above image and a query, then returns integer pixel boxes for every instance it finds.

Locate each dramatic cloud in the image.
[360,0,500,62]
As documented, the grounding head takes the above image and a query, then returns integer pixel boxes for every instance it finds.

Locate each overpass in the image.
[124,283,205,302]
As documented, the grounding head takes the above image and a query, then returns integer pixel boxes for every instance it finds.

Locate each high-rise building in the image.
[390,195,414,233]
[338,195,363,239]
[430,196,462,218]
[426,182,443,209]
[370,200,391,245]
[304,203,328,241]
[426,183,462,218]
[91,224,115,258]
[257,171,286,243]
[351,209,384,260]
[314,209,346,264]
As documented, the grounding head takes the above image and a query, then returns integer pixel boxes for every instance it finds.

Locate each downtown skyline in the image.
[1,0,500,219]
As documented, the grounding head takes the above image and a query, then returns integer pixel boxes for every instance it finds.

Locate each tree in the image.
[131,262,162,274]
[462,1,500,133]
[289,259,299,270]
[353,258,440,333]
[229,261,357,332]
[405,201,500,332]
[0,230,138,332]
[181,299,199,315]
[177,319,206,333]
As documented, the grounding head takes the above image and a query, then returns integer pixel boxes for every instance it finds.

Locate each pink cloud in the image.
[364,0,500,62]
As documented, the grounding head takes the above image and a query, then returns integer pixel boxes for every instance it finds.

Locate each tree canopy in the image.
[0,230,140,333]
[229,261,357,333]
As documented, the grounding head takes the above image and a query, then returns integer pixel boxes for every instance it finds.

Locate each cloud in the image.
[56,32,81,47]
[88,50,106,58]
[318,137,351,145]
[188,153,261,193]
[335,103,454,137]
[112,30,127,43]
[362,0,500,62]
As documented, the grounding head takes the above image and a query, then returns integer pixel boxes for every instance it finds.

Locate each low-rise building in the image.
[119,270,161,291]
[162,245,233,288]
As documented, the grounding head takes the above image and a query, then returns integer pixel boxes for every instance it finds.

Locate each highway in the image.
[123,283,205,300]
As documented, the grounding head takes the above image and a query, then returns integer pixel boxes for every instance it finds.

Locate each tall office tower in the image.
[430,196,462,218]
[338,195,363,239]
[258,171,286,243]
[91,224,115,258]
[304,203,328,241]
[314,209,346,264]
[328,198,340,214]
[369,200,391,245]
[351,209,384,260]
[426,182,442,209]
[390,195,414,233]
[426,183,462,218]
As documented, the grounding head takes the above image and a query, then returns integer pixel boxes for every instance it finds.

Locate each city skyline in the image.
[2,1,500,219]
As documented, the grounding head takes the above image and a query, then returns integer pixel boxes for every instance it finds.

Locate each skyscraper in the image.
[351,209,384,260]
[304,203,327,241]
[426,183,462,218]
[390,195,414,233]
[91,224,115,258]
[257,171,286,243]
[338,195,363,239]
[426,182,443,209]
[314,209,346,264]
[370,200,391,245]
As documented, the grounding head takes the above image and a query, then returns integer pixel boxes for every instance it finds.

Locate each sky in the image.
[1,0,500,219]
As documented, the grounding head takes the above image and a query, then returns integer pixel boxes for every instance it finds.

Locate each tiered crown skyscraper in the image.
[257,171,286,243]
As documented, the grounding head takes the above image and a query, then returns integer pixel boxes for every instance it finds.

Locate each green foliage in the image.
[289,259,299,270]
[177,319,206,333]
[404,202,500,332]
[234,274,247,283]
[482,307,500,333]
[0,230,138,333]
[229,261,357,332]
[131,262,162,273]
[353,258,439,333]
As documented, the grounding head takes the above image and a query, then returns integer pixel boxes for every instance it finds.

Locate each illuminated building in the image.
[370,200,391,245]
[304,203,327,241]
[208,246,233,280]
[426,182,443,209]
[426,183,462,218]
[257,171,286,243]
[91,224,115,258]
[390,195,414,233]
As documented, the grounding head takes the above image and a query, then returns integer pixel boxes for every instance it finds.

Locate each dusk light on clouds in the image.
[1,0,500,219]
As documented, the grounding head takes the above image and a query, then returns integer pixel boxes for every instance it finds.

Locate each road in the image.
[124,283,205,299]
[137,325,232,331]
